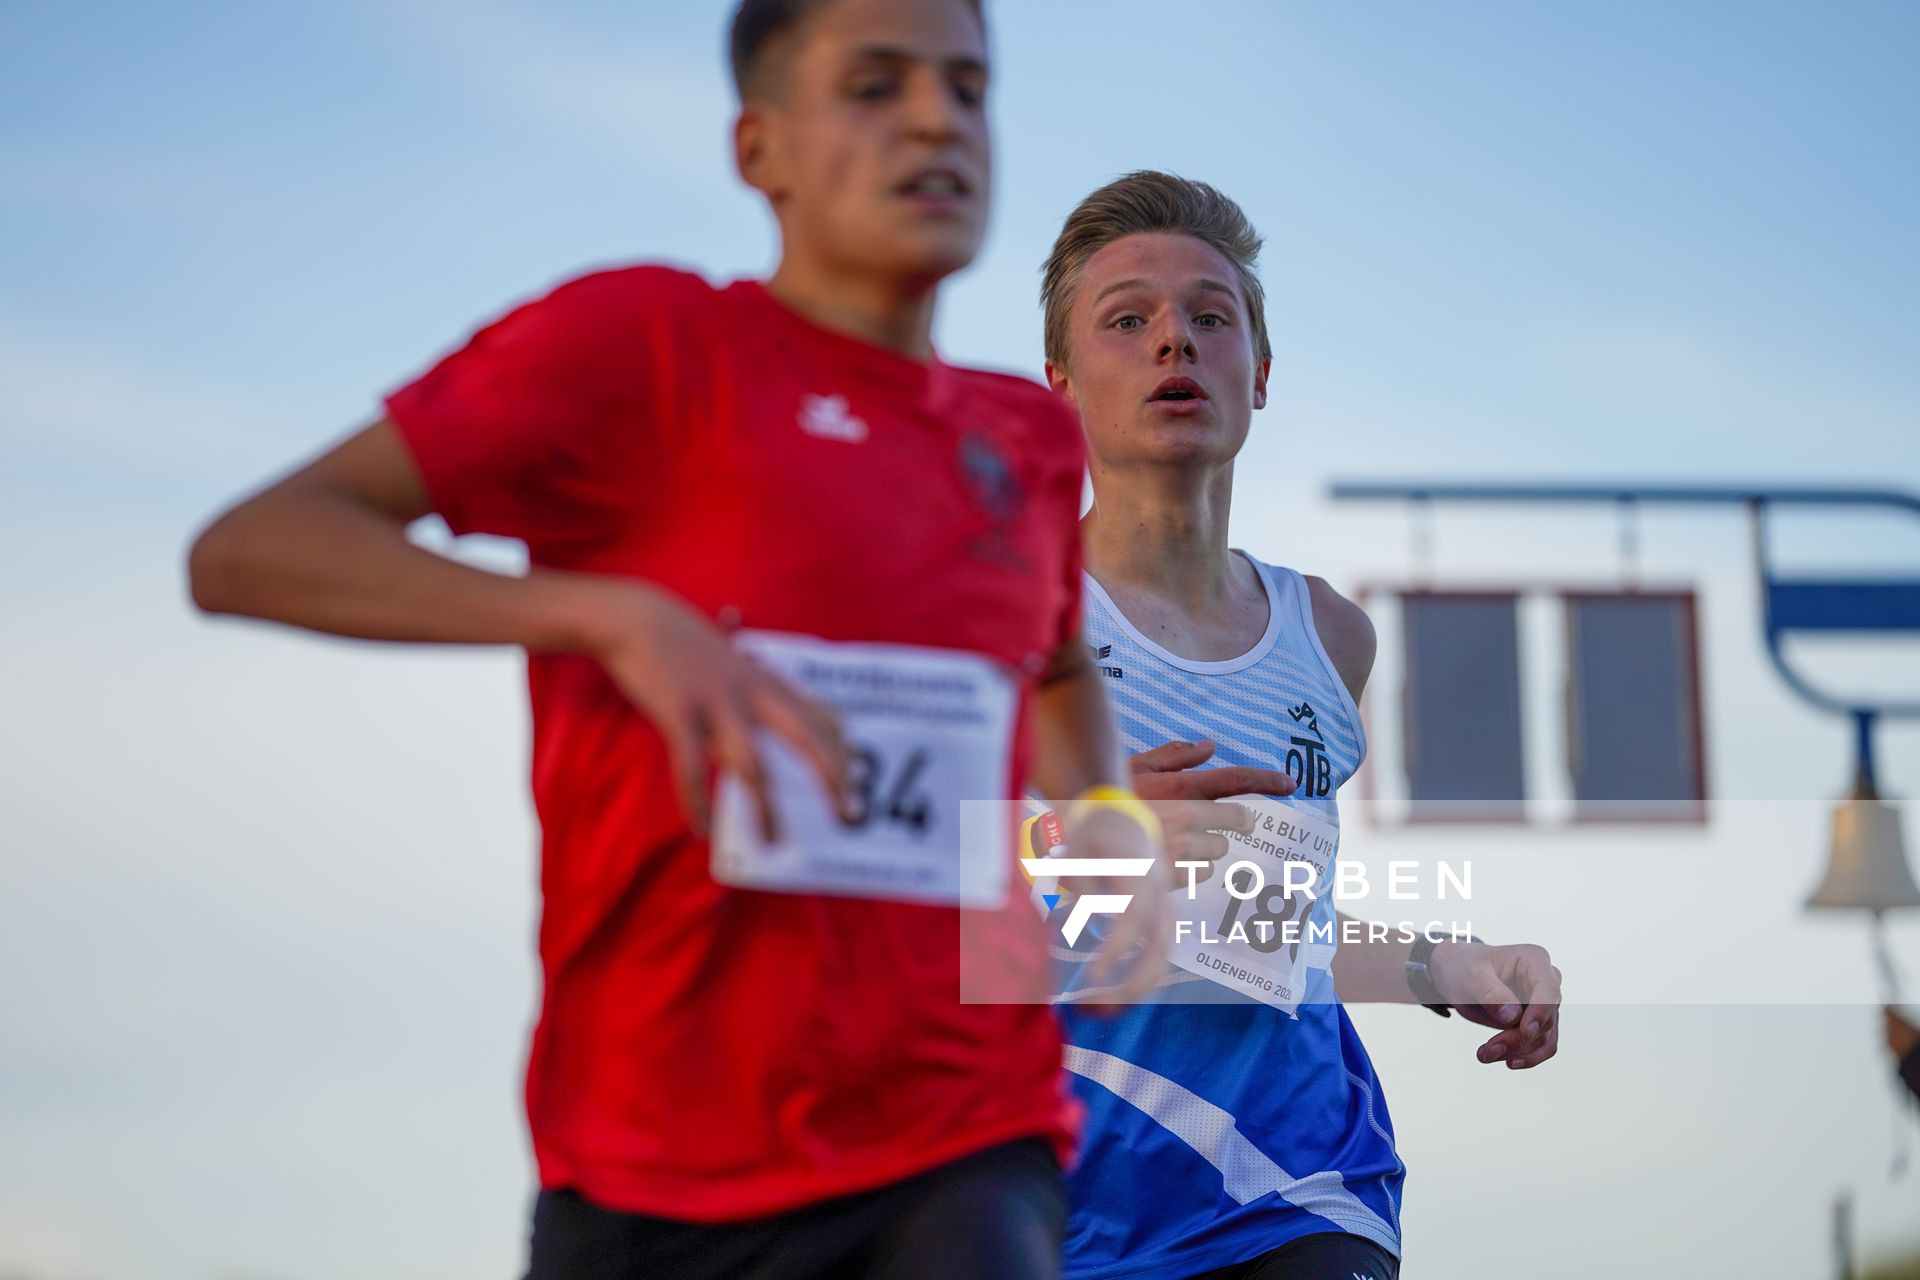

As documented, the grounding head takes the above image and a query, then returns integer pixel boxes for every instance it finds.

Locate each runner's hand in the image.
[585,581,849,841]
[1886,1006,1920,1061]
[1129,740,1296,881]
[1431,941,1563,1070]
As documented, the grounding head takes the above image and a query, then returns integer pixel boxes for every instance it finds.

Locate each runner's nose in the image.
[1155,316,1198,364]
[903,65,966,145]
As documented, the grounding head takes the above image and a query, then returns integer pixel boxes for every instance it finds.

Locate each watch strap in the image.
[1407,932,1483,1017]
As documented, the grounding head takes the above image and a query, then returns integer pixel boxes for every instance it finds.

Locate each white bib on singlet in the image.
[711,629,1015,908]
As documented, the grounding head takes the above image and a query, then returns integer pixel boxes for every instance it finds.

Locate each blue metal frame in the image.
[1327,482,1920,787]
[1328,483,1920,516]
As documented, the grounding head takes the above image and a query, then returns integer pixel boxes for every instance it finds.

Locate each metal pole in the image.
[1855,711,1879,798]
[1833,1190,1854,1280]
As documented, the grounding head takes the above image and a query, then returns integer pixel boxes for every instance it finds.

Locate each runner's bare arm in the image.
[1305,584,1562,1066]
[1028,633,1171,1003]
[1330,918,1562,1069]
[1328,917,1427,1003]
[1305,587,1416,995]
[1027,636,1126,803]
[1304,575,1375,706]
[189,418,847,837]
[190,418,620,648]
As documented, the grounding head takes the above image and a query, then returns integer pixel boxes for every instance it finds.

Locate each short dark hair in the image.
[729,0,984,102]
[1041,171,1271,370]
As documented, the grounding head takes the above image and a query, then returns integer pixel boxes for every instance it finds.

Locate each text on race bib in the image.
[711,630,1015,908]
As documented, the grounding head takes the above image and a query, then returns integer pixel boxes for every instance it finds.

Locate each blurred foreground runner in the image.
[190,3,1170,1277]
[1031,172,1564,1280]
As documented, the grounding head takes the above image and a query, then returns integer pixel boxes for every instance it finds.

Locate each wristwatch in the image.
[1406,933,1482,1018]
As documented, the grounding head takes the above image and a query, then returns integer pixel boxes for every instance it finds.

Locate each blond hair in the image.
[1041,170,1270,369]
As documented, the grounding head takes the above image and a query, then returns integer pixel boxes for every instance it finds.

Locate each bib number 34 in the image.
[711,631,1015,908]
[843,745,934,834]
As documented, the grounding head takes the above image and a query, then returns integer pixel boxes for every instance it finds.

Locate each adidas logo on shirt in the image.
[798,393,868,442]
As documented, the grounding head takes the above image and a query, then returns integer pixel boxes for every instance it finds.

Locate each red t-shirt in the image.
[385,266,1086,1221]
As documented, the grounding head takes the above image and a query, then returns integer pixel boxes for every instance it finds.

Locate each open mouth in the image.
[1149,377,1207,403]
[897,168,971,198]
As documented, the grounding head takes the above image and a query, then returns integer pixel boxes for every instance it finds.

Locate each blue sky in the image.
[4,2,1920,1278]
[8,0,1919,507]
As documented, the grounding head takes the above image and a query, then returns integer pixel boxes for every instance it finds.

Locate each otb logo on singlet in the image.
[1287,700,1332,797]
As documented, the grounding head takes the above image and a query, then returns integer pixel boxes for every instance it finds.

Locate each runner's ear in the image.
[1044,359,1076,405]
[1251,357,1270,412]
[734,105,785,199]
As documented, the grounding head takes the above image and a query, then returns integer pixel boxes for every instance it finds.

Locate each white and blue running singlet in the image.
[1056,555,1403,1279]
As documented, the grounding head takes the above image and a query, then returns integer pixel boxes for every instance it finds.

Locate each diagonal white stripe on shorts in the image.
[1062,1045,1399,1251]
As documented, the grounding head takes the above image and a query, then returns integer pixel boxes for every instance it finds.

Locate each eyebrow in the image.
[1091,276,1240,307]
[846,44,988,76]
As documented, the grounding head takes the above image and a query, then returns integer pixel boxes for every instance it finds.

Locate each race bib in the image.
[711,630,1015,908]
[1167,794,1339,1015]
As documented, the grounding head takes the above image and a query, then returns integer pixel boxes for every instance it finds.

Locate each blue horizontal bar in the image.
[1769,581,1920,632]
[1327,481,1920,515]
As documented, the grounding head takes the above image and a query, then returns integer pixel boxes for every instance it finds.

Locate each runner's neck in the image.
[764,257,941,361]
[1082,464,1242,610]
[1081,473,1270,661]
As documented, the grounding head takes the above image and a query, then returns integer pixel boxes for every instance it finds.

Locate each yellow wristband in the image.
[1068,784,1162,843]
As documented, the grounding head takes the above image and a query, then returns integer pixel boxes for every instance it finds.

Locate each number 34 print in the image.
[711,630,1016,908]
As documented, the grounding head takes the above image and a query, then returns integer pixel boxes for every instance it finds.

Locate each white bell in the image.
[1806,795,1920,913]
